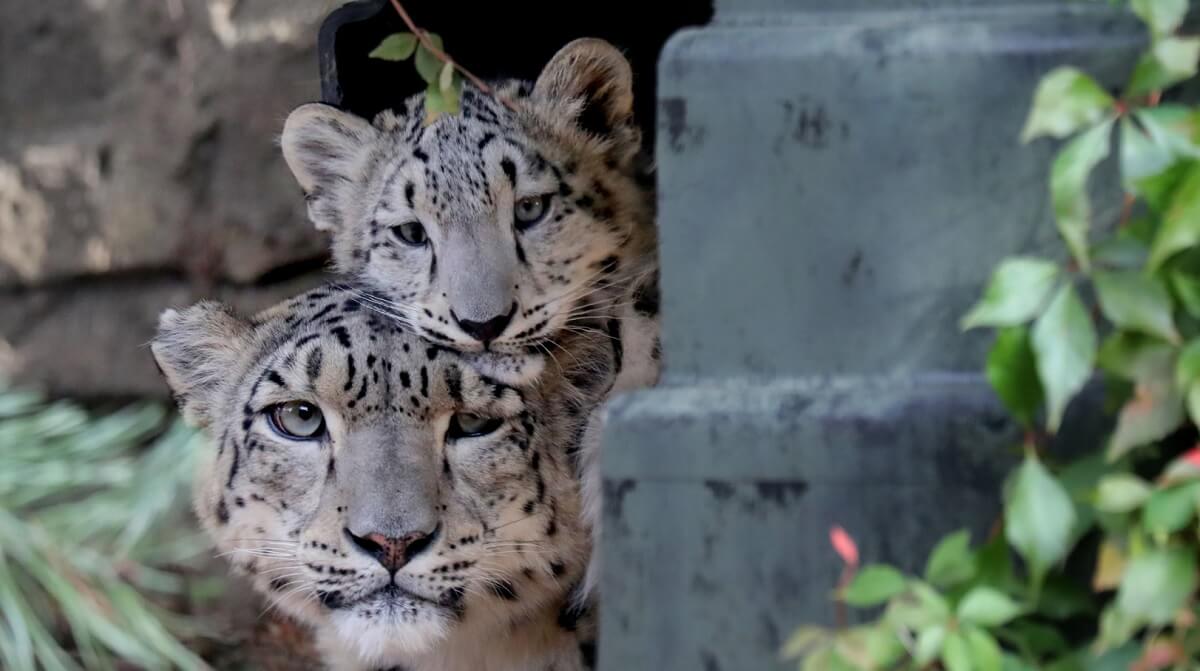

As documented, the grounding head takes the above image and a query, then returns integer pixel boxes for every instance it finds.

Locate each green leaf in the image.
[1137,107,1200,161]
[914,625,946,666]
[1189,380,1200,424]
[1090,644,1144,671]
[986,327,1044,428]
[924,529,976,588]
[974,533,1020,594]
[437,62,461,115]
[962,258,1061,329]
[368,32,418,61]
[1031,285,1098,431]
[1095,474,1152,512]
[1021,67,1115,142]
[1093,270,1179,342]
[842,565,907,607]
[965,626,1004,671]
[1096,604,1139,650]
[1138,161,1195,212]
[836,625,905,669]
[423,79,458,120]
[1097,331,1175,381]
[443,79,460,116]
[826,650,859,671]
[1151,154,1200,271]
[885,581,950,630]
[1005,452,1078,583]
[1092,540,1127,591]
[1127,37,1200,98]
[1176,338,1200,389]
[1131,0,1188,36]
[1107,376,1184,461]
[958,586,1024,627]
[1002,654,1038,671]
[1050,120,1114,272]
[1000,620,1071,658]
[414,33,445,83]
[1141,482,1200,534]
[942,631,973,671]
[801,645,832,671]
[1169,269,1200,318]
[1120,117,1176,196]
[781,626,829,660]
[1162,449,1200,483]
[1116,547,1197,624]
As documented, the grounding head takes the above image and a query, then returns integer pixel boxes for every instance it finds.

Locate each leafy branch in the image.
[370,0,515,122]
[785,1,1200,669]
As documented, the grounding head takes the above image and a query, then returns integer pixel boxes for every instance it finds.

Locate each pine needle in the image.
[0,380,217,670]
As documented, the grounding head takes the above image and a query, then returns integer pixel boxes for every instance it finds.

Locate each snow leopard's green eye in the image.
[514,194,551,230]
[268,401,326,440]
[391,221,428,246]
[447,412,503,439]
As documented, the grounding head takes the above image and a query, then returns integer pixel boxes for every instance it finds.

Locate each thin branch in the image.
[386,0,517,112]
[834,566,850,630]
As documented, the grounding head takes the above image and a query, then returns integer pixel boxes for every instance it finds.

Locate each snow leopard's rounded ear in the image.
[280,104,378,231]
[151,302,252,428]
[534,38,635,140]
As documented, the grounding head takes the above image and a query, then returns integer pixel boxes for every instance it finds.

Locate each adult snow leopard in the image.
[152,283,614,670]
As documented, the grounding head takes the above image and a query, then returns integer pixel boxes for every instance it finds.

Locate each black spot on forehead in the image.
[445,365,462,402]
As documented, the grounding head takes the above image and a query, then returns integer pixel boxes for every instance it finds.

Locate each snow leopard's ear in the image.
[534,38,636,141]
[151,302,253,428]
[280,103,378,231]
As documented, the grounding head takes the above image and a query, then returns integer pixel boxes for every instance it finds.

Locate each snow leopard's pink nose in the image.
[346,528,436,572]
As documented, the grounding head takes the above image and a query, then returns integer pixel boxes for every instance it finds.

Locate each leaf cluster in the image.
[787,2,1200,668]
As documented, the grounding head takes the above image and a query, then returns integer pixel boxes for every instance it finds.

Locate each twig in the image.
[1117,192,1135,229]
[386,0,517,112]
[834,569,849,630]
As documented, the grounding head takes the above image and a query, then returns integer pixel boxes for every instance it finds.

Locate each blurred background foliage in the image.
[0,383,214,670]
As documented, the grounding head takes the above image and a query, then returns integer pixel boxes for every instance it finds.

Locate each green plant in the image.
[0,381,214,670]
[367,0,513,122]
[785,2,1200,669]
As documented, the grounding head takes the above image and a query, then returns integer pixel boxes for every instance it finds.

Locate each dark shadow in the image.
[318,0,714,150]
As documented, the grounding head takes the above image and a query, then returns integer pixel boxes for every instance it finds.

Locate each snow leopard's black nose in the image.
[454,304,515,344]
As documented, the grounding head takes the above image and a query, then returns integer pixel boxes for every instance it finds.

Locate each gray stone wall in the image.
[0,0,335,398]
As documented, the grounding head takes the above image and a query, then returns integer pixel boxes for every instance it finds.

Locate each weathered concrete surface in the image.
[599,376,1106,671]
[0,0,333,396]
[653,7,1138,380]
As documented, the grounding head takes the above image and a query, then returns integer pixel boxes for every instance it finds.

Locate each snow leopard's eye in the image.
[514,194,552,230]
[391,221,428,246]
[446,412,503,439]
[268,401,326,440]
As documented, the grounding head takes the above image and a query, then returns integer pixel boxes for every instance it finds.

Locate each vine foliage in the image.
[787,2,1200,669]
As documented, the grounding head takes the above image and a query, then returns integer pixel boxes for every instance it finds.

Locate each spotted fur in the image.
[152,283,614,671]
[281,39,662,597]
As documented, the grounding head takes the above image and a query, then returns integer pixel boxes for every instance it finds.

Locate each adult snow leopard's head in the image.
[281,39,654,355]
[151,283,611,668]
